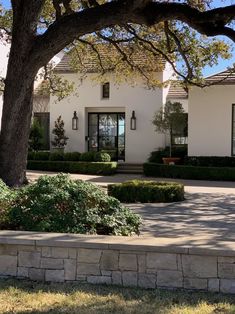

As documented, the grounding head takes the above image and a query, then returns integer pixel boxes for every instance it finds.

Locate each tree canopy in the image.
[1,0,235,88]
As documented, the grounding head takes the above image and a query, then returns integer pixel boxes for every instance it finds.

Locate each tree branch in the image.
[32,1,235,71]
[164,22,193,80]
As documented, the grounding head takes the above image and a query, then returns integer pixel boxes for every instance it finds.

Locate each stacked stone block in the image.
[1,239,235,293]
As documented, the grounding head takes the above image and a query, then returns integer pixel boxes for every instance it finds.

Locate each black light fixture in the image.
[72,111,78,130]
[130,110,136,130]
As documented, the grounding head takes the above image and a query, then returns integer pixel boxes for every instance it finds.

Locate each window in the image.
[171,113,188,146]
[102,82,110,99]
[232,104,235,155]
[33,112,50,150]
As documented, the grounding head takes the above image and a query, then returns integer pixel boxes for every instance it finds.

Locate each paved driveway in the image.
[129,192,235,244]
[27,171,235,245]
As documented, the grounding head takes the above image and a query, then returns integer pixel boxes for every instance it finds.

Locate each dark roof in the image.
[205,69,235,85]
[54,46,166,73]
[167,68,235,100]
[167,82,188,100]
[54,54,74,73]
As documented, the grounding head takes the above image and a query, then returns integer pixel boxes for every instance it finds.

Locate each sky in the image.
[202,0,235,76]
[1,0,235,76]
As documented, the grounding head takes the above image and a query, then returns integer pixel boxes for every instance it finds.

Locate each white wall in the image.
[50,72,167,163]
[0,41,10,128]
[188,85,235,156]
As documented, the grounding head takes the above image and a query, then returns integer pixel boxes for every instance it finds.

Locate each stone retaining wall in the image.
[0,231,235,293]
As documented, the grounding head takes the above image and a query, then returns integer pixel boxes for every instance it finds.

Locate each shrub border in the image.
[108,180,184,203]
[144,162,235,181]
[27,160,117,175]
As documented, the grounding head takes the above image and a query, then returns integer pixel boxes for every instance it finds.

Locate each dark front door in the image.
[88,113,125,160]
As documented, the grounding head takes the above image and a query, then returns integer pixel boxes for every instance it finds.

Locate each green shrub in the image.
[28,151,50,161]
[28,151,112,162]
[27,161,117,175]
[94,152,111,162]
[184,156,235,167]
[80,151,96,162]
[29,119,44,151]
[148,146,187,163]
[108,180,184,203]
[0,179,16,229]
[148,150,169,163]
[64,152,81,161]
[7,174,141,235]
[144,162,235,181]
[49,152,64,161]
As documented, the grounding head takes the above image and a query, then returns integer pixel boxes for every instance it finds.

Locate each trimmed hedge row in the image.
[27,161,117,175]
[28,151,111,162]
[144,163,235,181]
[184,156,235,167]
[107,180,184,203]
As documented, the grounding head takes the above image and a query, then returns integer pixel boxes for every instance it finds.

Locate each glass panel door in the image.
[88,114,98,152]
[118,113,125,160]
[99,114,117,159]
[88,113,125,160]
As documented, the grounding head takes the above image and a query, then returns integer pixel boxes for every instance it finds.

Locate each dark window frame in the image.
[33,112,50,150]
[171,112,188,146]
[88,112,125,161]
[232,104,235,156]
[101,82,110,99]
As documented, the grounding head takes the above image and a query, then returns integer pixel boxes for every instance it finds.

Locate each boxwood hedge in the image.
[27,160,117,175]
[184,156,235,167]
[144,162,235,181]
[108,180,184,203]
[28,151,111,162]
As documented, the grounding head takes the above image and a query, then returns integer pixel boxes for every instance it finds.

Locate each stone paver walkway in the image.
[27,171,235,244]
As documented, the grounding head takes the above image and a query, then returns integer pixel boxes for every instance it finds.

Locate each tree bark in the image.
[0,63,36,186]
[0,0,43,186]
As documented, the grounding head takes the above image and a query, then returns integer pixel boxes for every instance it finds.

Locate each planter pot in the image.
[162,157,181,165]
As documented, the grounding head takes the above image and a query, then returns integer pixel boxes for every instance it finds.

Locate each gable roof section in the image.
[167,68,235,100]
[54,54,73,73]
[205,69,235,85]
[54,46,166,74]
[167,82,188,100]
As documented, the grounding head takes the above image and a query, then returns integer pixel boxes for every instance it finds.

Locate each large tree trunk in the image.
[0,49,36,187]
[0,0,44,186]
[0,30,37,187]
[0,64,36,186]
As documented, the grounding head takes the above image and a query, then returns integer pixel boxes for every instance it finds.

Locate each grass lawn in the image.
[0,279,235,314]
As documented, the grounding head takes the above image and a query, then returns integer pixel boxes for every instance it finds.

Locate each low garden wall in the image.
[1,231,235,293]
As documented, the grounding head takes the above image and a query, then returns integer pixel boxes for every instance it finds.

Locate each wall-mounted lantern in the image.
[130,110,136,130]
[72,111,78,130]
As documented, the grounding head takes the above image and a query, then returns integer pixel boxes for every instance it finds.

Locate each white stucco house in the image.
[188,70,235,157]
[167,70,235,159]
[46,53,176,163]
[2,41,235,162]
[35,63,235,162]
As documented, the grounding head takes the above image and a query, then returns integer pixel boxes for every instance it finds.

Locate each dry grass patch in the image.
[0,279,235,314]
